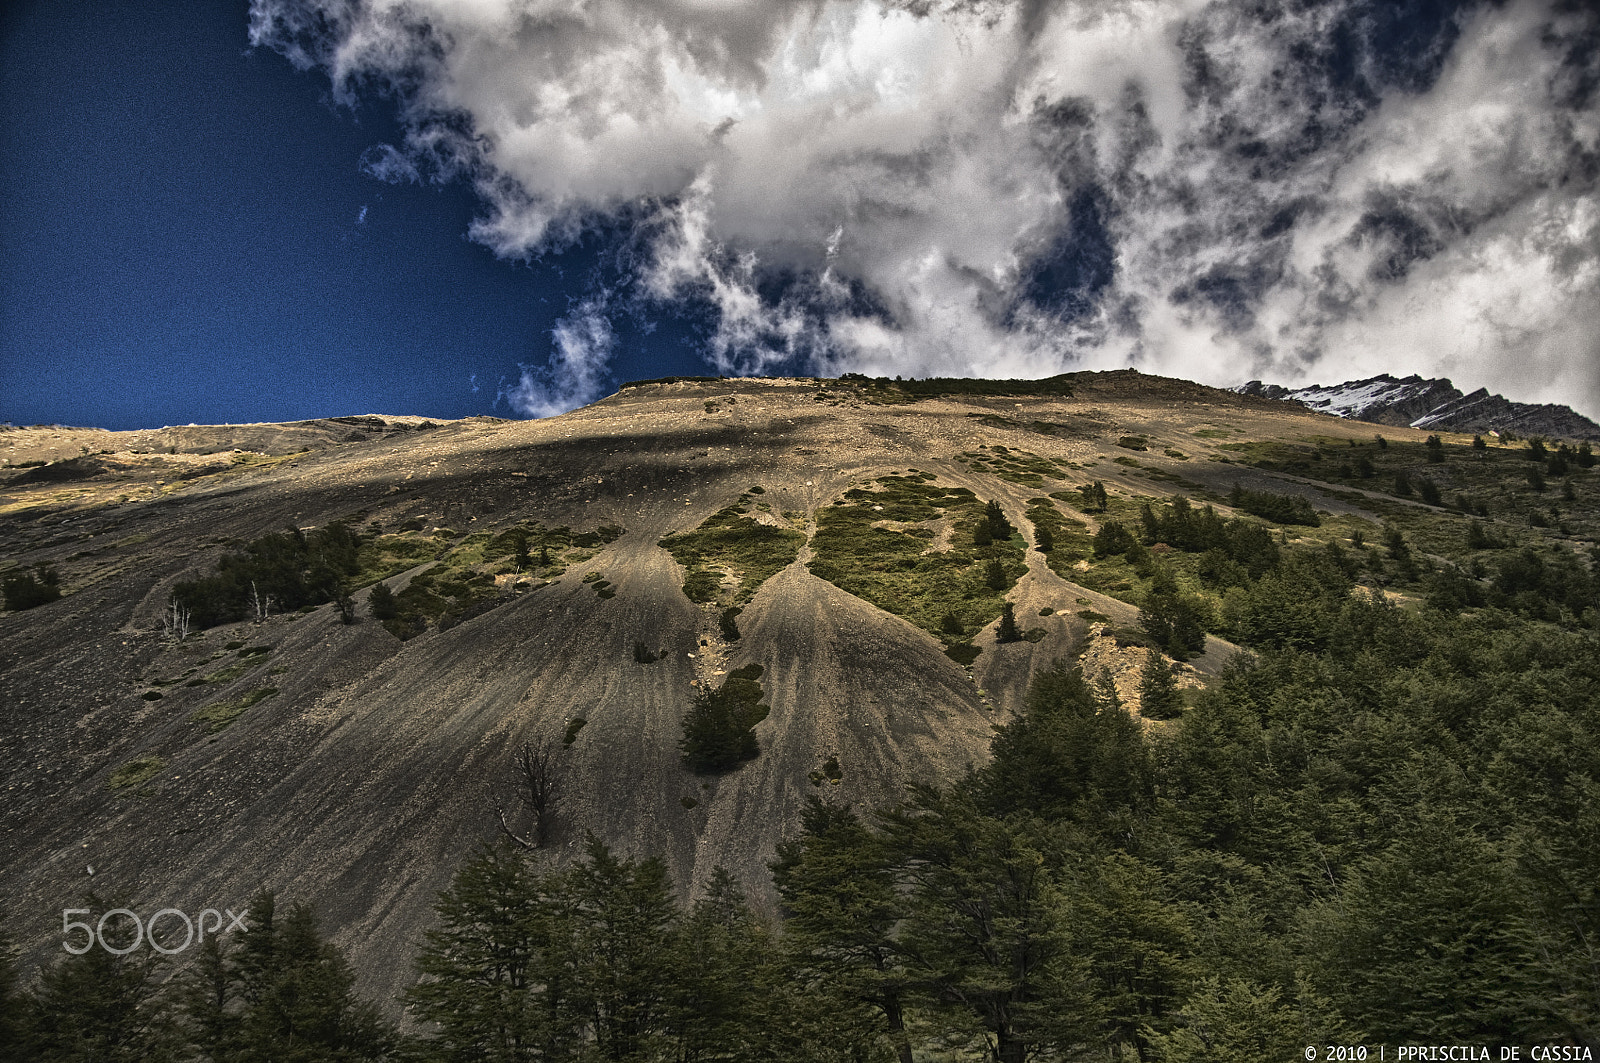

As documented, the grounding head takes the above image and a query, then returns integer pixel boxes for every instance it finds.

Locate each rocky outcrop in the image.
[1237,374,1600,439]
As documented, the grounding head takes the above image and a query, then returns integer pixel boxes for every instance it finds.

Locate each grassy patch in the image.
[193,658,266,685]
[958,445,1065,487]
[192,687,278,733]
[808,476,1025,642]
[660,497,805,605]
[354,531,447,586]
[109,755,165,790]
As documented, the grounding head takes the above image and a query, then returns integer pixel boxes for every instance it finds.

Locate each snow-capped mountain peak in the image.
[1235,374,1599,439]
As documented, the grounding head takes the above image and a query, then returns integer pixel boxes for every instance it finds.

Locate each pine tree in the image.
[985,558,1008,591]
[1036,525,1054,552]
[679,669,767,774]
[880,788,1100,1062]
[1137,650,1183,720]
[984,500,1013,541]
[664,868,771,1062]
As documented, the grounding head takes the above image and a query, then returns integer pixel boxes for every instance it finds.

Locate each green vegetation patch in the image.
[173,523,364,629]
[109,755,165,790]
[3,565,62,611]
[1228,483,1323,526]
[960,444,1065,487]
[354,530,449,585]
[808,476,1025,642]
[659,498,805,605]
[192,687,278,733]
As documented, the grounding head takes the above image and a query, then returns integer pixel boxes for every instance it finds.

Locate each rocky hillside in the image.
[3,369,1574,1006]
[1237,373,1600,439]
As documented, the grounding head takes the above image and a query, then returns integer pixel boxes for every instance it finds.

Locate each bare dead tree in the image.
[495,738,561,849]
[249,581,276,624]
[162,597,191,643]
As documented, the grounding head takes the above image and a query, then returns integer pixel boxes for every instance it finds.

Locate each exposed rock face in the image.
[1236,374,1600,439]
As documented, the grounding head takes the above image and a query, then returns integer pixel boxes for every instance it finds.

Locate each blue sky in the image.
[3,0,1597,429]
[0,0,704,429]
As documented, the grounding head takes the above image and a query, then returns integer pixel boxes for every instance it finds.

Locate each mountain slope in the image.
[6,369,1582,1005]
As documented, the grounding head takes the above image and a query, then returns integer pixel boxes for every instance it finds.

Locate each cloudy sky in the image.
[3,0,1596,428]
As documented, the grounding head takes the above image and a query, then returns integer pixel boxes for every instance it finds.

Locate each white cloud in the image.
[251,0,1600,417]
[498,298,616,417]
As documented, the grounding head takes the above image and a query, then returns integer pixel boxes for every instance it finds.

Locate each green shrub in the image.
[680,666,769,774]
[369,581,398,620]
[944,643,982,666]
[996,602,1022,643]
[3,566,61,611]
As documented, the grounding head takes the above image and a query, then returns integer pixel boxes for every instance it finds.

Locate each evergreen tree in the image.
[984,500,1013,541]
[1139,573,1206,659]
[567,838,677,1062]
[1093,521,1135,558]
[996,601,1022,643]
[2,565,62,611]
[1384,526,1410,561]
[976,662,1153,827]
[1137,650,1183,720]
[771,797,915,1063]
[985,558,1008,591]
[24,906,181,1063]
[679,669,767,774]
[880,788,1099,1063]
[180,890,394,1063]
[663,868,770,1062]
[1035,524,1053,553]
[368,581,398,620]
[406,843,573,1063]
